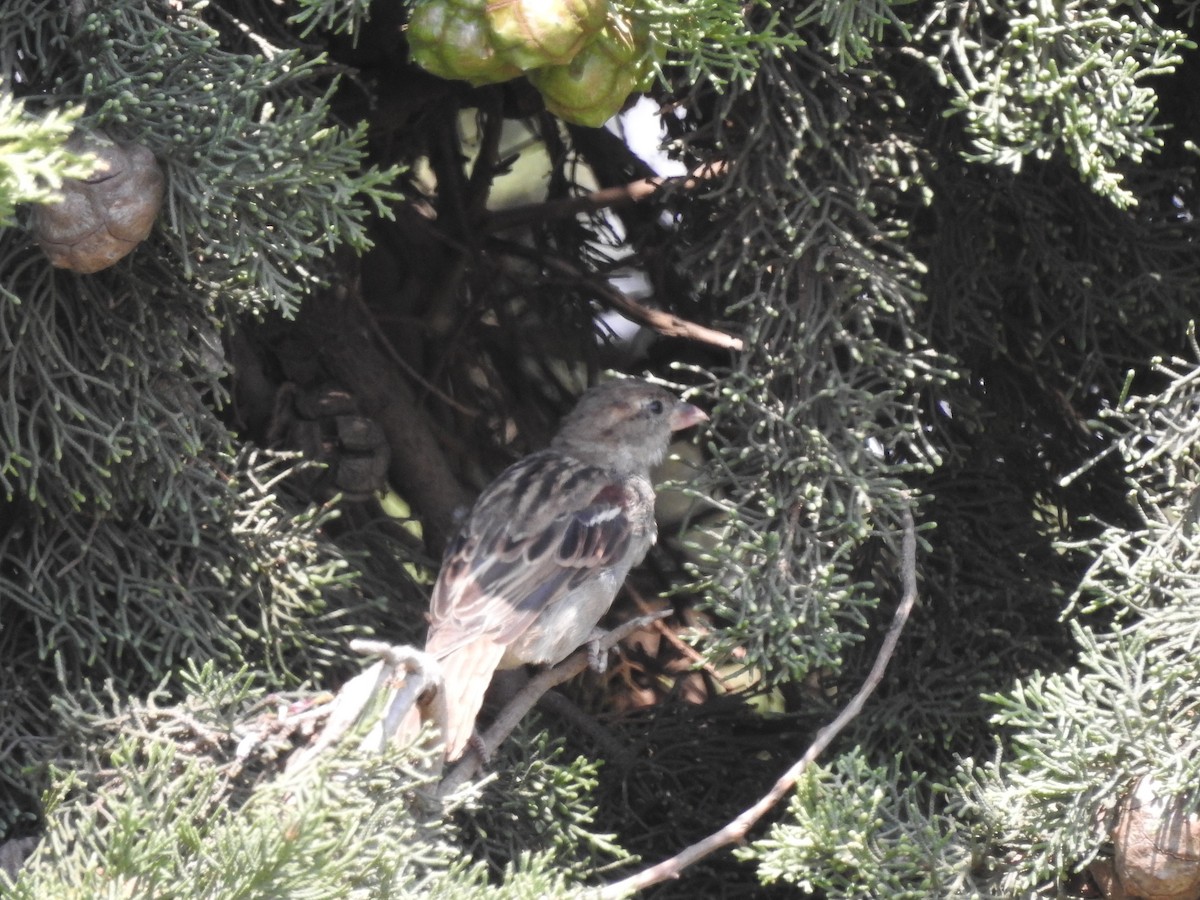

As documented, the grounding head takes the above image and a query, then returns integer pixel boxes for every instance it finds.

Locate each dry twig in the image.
[490,239,744,352]
[626,586,726,685]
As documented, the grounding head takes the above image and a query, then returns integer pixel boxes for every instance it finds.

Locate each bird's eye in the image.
[648,399,665,415]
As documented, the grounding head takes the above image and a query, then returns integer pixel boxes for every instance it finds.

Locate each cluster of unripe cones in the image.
[408,0,658,126]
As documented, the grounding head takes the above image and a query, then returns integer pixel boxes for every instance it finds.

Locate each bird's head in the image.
[552,379,708,473]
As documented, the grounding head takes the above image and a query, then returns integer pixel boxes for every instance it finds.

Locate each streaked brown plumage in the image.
[424,379,707,761]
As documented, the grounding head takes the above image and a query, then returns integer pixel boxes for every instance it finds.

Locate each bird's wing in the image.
[424,452,637,659]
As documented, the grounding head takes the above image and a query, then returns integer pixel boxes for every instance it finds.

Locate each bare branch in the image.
[490,239,744,352]
[591,280,745,352]
[485,163,729,233]
[300,276,473,555]
[594,506,919,898]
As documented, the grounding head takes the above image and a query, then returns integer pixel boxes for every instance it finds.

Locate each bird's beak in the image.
[669,402,709,432]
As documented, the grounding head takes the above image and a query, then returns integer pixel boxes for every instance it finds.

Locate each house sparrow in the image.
[424,379,707,761]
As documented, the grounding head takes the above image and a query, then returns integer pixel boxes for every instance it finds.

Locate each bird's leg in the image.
[466,730,491,765]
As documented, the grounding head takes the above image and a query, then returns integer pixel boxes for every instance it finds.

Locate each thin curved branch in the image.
[594,506,919,898]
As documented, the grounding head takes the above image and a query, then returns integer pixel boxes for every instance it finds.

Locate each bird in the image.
[421,379,708,762]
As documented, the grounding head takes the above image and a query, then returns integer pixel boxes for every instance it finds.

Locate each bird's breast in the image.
[498,563,638,669]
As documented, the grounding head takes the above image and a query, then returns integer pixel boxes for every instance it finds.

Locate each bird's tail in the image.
[431,638,507,762]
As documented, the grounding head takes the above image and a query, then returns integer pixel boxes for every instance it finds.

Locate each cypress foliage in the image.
[3,0,1199,895]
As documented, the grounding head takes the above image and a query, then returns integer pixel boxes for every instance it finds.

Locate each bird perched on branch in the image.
[423,379,708,761]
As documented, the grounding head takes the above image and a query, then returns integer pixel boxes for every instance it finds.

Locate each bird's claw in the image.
[587,630,609,674]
